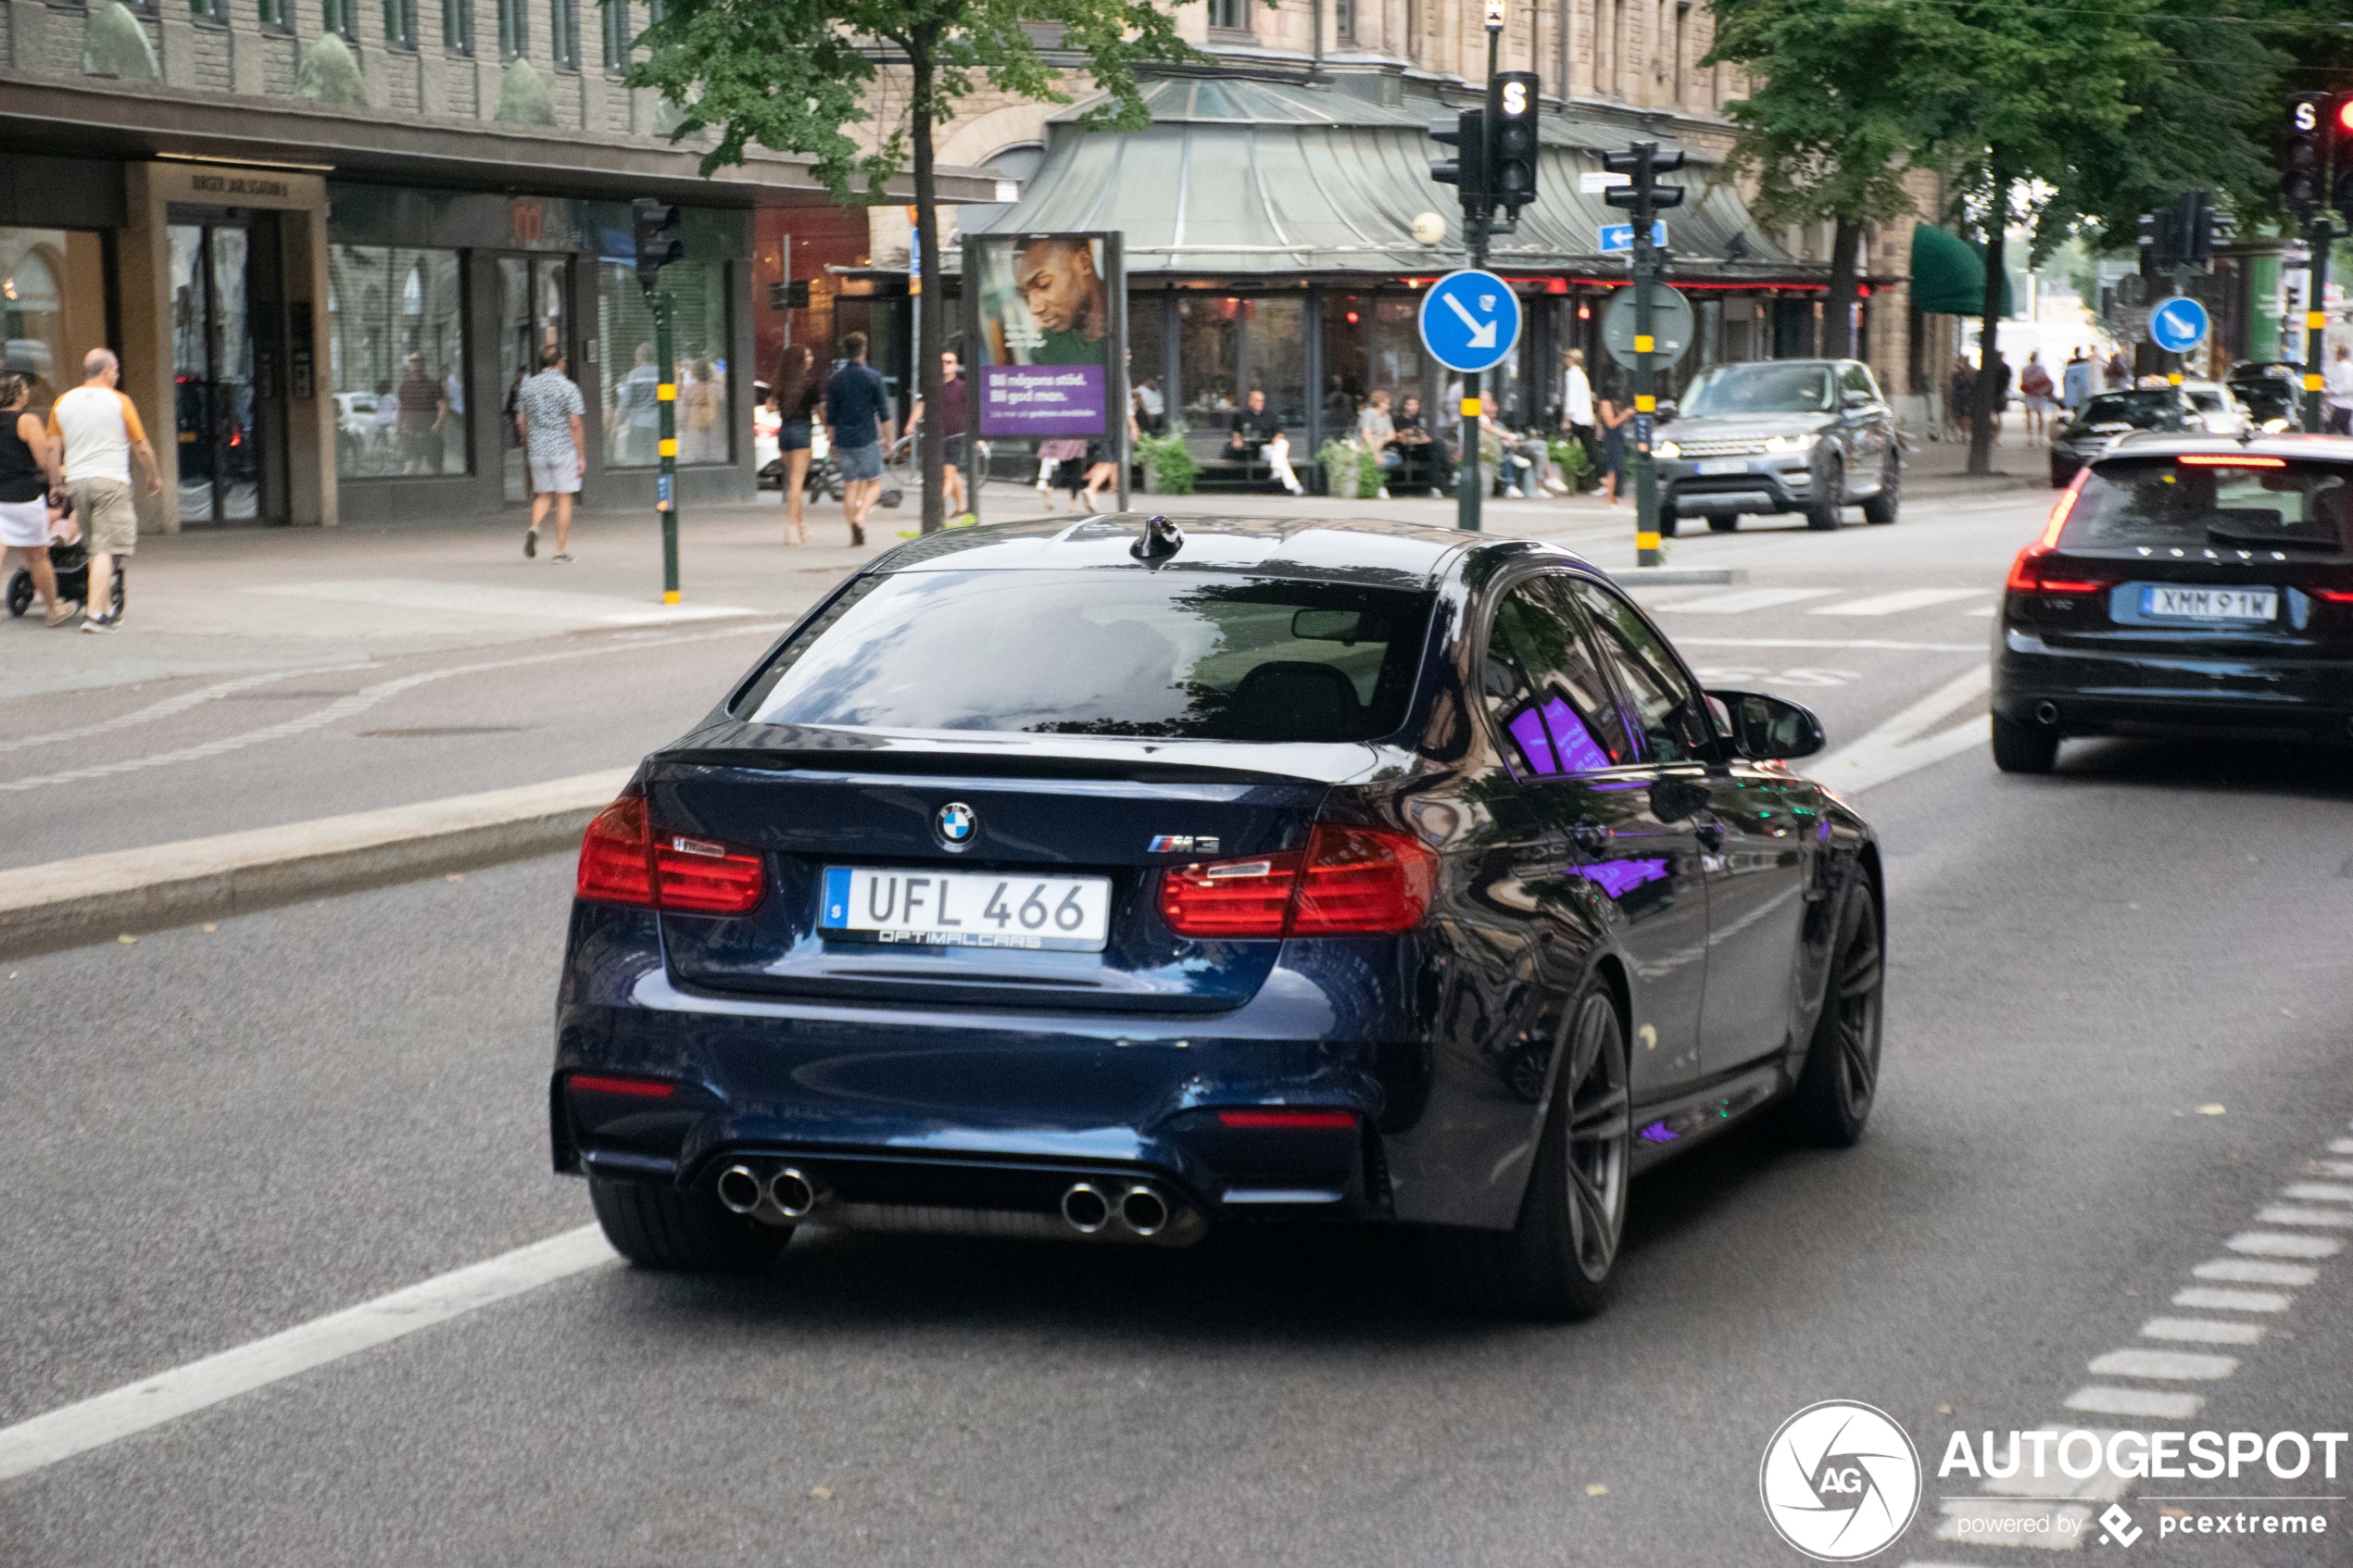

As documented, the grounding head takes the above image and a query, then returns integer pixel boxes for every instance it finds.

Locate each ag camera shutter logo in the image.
[1759,1400,1922,1561]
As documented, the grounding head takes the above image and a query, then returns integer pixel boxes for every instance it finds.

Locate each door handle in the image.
[1694,818,1726,850]
[1570,819,1613,853]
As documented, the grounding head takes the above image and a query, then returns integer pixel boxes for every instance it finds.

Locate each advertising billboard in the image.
[963,232,1126,444]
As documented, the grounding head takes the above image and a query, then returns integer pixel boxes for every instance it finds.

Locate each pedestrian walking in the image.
[2105,348,2133,390]
[1594,379,1634,507]
[2019,351,2055,445]
[769,344,821,545]
[2061,347,2093,415]
[514,345,585,561]
[396,351,447,473]
[2324,345,2353,436]
[47,348,159,633]
[1947,358,1975,443]
[0,371,77,627]
[904,348,973,522]
[1562,349,1597,490]
[824,332,893,546]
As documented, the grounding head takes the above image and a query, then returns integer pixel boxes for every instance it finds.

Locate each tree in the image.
[628,0,1202,533]
[1704,0,1955,360]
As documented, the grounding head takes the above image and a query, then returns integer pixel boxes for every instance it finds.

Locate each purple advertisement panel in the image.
[977,365,1107,438]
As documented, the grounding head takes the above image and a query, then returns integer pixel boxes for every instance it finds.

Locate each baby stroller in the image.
[6,536,124,620]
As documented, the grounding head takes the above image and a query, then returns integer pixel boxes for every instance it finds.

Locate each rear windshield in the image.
[2063,458,2353,555]
[2077,392,2186,428]
[735,571,1435,743]
[1680,363,1834,416]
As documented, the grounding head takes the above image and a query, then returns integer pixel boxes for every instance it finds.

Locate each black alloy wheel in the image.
[1805,456,1844,531]
[1793,891,1884,1147]
[1991,713,2060,774]
[1424,979,1631,1320]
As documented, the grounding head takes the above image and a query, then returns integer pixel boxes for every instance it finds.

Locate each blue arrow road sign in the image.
[2148,295,2209,354]
[1598,221,1668,255]
[1418,269,1523,375]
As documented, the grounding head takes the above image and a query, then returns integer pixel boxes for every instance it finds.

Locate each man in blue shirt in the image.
[824,332,893,546]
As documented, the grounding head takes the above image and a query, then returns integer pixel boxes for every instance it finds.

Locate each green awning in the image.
[1908,223,2015,318]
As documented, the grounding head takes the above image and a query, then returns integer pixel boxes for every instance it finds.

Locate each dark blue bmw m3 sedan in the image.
[552,513,1885,1318]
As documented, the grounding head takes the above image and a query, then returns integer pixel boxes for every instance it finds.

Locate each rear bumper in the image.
[552,907,1394,1223]
[1994,629,2353,739]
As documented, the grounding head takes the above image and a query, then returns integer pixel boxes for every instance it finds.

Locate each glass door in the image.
[170,220,276,524]
[499,256,570,502]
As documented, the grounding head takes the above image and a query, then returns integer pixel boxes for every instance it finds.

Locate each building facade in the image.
[0,0,991,533]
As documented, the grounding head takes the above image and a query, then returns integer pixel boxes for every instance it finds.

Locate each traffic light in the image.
[633,197,684,290]
[1603,144,1685,219]
[2283,93,2327,218]
[1487,71,1541,217]
[2334,95,2353,222]
[1429,110,1488,213]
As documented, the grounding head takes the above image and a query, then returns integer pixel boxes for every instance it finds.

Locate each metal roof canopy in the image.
[963,77,1818,282]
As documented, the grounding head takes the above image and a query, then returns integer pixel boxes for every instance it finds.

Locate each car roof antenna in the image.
[1131,514,1184,561]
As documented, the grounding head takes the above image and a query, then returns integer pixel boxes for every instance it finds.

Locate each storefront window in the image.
[326,245,470,479]
[1319,291,1370,433]
[1176,295,1239,429]
[1370,295,1423,408]
[0,228,107,420]
[598,259,731,467]
[1242,296,1307,433]
[1126,291,1167,434]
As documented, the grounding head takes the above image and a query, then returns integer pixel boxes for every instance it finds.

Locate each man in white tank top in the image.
[46,347,159,633]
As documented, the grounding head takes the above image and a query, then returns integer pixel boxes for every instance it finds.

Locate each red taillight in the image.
[2309,588,2353,603]
[1159,824,1437,939]
[578,796,656,905]
[568,1073,676,1098]
[1215,1109,1357,1129]
[575,794,766,916]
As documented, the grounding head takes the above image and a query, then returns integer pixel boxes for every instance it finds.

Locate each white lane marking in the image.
[1671,636,1984,652]
[2255,1205,2353,1229]
[1808,665,1993,795]
[2225,1231,2341,1258]
[2197,1257,2320,1285]
[0,1226,618,1483]
[2330,1137,2353,1154]
[1645,587,1837,614]
[1933,1498,2090,1549]
[250,578,756,626]
[2086,1348,2238,1380]
[2279,1182,2353,1204]
[0,621,786,795]
[2139,1316,2264,1346]
[2316,1161,2353,1179]
[0,664,374,756]
[1967,604,1998,617]
[2065,1386,2205,1420]
[1812,588,1984,617]
[2171,1286,2290,1313]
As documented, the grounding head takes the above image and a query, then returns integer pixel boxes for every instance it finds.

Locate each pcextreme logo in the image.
[1759,1400,1923,1562]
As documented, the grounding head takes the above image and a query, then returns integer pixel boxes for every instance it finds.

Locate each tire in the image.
[1657,509,1680,539]
[2049,459,2077,489]
[1792,889,1884,1147]
[1421,981,1632,1321]
[5,570,30,619]
[1706,515,1740,533]
[587,1173,792,1273]
[1805,458,1844,531]
[1991,712,2059,774]
[1861,458,1900,524]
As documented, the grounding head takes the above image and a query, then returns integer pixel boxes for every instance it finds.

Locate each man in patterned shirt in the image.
[515,345,585,561]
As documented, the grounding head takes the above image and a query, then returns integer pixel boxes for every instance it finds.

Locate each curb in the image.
[0,768,633,960]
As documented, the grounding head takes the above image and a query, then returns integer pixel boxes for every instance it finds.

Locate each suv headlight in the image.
[1655,440,1681,459]
[1762,433,1820,453]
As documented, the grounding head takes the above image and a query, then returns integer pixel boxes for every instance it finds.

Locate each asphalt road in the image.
[6,484,2351,1565]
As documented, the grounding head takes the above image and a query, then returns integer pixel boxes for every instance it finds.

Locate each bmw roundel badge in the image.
[936,801,978,849]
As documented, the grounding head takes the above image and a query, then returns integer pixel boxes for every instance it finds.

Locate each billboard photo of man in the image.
[1011,238,1110,366]
[968,232,1120,442]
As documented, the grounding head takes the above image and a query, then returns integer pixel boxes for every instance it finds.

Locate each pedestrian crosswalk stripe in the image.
[2086,1348,2238,1380]
[2063,1385,2205,1420]
[2138,1316,2263,1346]
[1645,587,1836,614]
[1811,587,1984,617]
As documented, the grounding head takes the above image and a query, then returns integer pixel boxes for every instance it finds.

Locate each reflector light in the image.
[2309,588,2353,603]
[1216,1110,1358,1130]
[575,794,766,915]
[1159,824,1439,938]
[569,1073,676,1098]
[2177,454,2286,468]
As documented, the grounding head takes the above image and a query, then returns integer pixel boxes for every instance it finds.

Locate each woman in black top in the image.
[769,345,822,544]
[0,371,73,625]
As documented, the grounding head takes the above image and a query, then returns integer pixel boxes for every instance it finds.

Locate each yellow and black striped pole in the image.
[655,291,679,605]
[2305,217,2331,432]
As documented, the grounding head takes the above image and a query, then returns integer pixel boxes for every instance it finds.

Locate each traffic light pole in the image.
[654,290,680,605]
[1456,20,1502,533]
[1631,195,1661,569]
[2306,216,2332,432]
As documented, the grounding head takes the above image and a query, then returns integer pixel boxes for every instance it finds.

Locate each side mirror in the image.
[1842,389,1874,408]
[1708,689,1826,761]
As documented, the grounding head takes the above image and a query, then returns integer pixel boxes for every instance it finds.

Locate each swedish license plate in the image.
[820,867,1113,951]
[1698,458,1752,476]
[2142,585,2277,622]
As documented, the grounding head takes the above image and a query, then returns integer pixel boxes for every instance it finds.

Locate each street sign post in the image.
[1602,141,1685,567]
[632,198,686,605]
[2147,295,2209,354]
[1425,0,1512,531]
[1601,285,1694,367]
[1418,270,1523,375]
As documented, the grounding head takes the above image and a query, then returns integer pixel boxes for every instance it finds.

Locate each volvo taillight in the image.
[1159,824,1437,939]
[575,794,766,916]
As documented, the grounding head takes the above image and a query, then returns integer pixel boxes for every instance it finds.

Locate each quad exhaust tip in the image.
[1061,1183,1112,1234]
[715,1163,764,1215]
[770,1167,819,1220]
[1119,1185,1170,1237]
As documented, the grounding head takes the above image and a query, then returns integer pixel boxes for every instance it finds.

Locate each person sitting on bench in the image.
[1228,389,1303,495]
